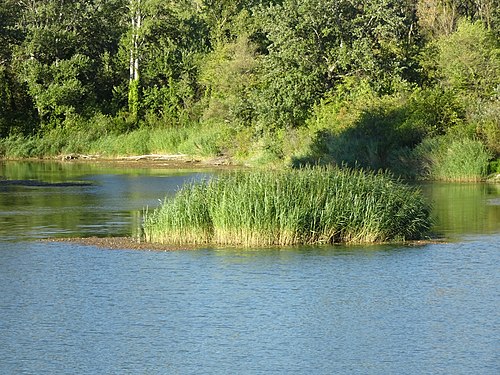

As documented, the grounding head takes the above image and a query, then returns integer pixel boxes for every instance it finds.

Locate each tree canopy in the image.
[0,0,498,171]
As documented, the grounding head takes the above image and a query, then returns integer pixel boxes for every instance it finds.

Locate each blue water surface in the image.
[0,162,498,374]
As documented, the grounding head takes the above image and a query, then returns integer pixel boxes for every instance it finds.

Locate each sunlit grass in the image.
[414,137,492,182]
[143,167,432,247]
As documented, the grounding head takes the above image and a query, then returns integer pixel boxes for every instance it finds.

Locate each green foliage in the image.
[199,0,260,45]
[0,67,13,136]
[0,114,231,159]
[293,81,467,172]
[251,0,421,128]
[91,128,151,156]
[19,54,95,127]
[488,159,500,174]
[0,0,22,62]
[413,136,492,181]
[417,0,500,38]
[403,87,465,137]
[143,167,432,246]
[129,0,210,120]
[469,99,500,156]
[0,0,498,179]
[128,78,140,120]
[199,35,258,126]
[11,0,127,129]
[0,1,38,136]
[435,19,500,99]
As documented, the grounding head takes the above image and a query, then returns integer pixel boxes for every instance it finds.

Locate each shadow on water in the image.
[203,242,426,264]
[0,179,93,187]
[420,182,500,237]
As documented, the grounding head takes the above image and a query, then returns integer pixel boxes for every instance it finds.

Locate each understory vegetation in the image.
[143,167,432,246]
[1,1,499,180]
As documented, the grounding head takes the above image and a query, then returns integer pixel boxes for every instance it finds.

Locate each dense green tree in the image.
[432,19,500,156]
[0,0,498,169]
[0,0,22,63]
[13,0,127,127]
[0,0,37,136]
[199,0,247,44]
[123,0,210,122]
[251,0,421,129]
[435,19,500,98]
[199,35,258,126]
[0,0,18,134]
[198,0,272,45]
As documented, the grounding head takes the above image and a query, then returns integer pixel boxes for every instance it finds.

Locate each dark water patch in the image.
[0,179,93,187]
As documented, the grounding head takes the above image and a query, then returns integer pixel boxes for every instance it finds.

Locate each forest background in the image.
[0,0,499,180]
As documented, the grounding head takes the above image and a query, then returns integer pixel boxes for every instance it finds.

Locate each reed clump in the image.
[143,167,432,247]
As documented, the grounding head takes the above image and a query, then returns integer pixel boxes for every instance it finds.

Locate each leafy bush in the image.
[469,99,500,156]
[488,159,500,174]
[199,35,258,127]
[294,84,464,169]
[435,20,500,99]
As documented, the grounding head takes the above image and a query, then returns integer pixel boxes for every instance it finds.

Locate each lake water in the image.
[1,161,499,374]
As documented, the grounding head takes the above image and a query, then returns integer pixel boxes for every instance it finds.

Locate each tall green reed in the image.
[143,167,432,246]
[414,137,492,181]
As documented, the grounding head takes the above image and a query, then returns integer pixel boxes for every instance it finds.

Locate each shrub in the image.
[295,83,466,173]
[435,19,500,100]
[487,159,500,174]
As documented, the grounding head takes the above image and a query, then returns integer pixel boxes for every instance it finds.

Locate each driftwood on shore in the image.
[118,154,231,165]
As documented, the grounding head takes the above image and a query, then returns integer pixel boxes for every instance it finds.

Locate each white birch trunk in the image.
[128,0,141,116]
[134,3,140,81]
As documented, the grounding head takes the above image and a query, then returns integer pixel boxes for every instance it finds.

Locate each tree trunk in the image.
[128,0,141,119]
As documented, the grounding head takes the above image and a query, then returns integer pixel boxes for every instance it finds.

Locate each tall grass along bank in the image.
[414,137,492,182]
[143,167,432,247]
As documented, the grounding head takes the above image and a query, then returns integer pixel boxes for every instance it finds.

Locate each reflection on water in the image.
[421,182,500,237]
[0,161,499,374]
[2,161,499,241]
[0,161,214,241]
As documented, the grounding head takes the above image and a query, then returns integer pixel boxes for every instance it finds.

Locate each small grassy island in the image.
[143,167,432,247]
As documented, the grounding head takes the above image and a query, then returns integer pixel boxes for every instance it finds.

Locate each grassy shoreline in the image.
[1,124,496,182]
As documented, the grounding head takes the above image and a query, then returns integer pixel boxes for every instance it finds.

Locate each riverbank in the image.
[3,153,499,183]
[41,237,199,251]
[1,112,497,182]
[58,153,235,167]
[0,153,238,170]
[42,236,447,252]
